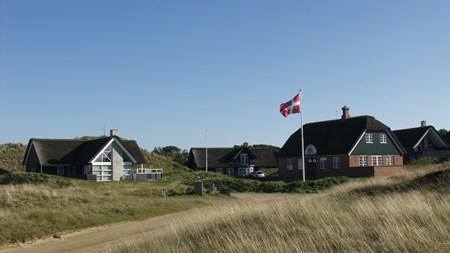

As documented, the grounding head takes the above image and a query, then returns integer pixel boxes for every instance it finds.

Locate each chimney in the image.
[421,121,426,127]
[243,142,249,148]
[341,106,350,120]
[110,129,118,136]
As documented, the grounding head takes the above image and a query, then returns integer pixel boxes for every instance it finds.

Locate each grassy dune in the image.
[116,164,450,253]
[0,173,214,245]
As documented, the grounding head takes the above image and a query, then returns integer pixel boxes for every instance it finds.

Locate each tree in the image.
[152,146,189,165]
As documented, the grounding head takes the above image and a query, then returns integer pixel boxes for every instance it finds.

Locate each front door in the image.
[307,158,317,177]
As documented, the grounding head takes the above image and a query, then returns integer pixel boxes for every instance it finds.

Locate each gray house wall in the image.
[112,143,124,181]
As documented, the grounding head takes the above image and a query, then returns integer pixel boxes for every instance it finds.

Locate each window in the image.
[216,168,224,174]
[365,133,373,143]
[320,157,327,169]
[287,159,293,170]
[305,145,317,155]
[240,153,249,165]
[95,145,112,163]
[372,155,383,166]
[333,156,340,169]
[380,134,387,144]
[359,156,367,167]
[386,155,394,166]
[298,158,304,170]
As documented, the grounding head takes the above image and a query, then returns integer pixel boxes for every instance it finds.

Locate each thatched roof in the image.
[394,126,449,151]
[23,136,145,166]
[188,146,278,169]
[278,115,404,158]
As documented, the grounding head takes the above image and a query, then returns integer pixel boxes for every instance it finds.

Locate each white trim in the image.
[348,130,367,155]
[305,145,317,155]
[89,137,138,164]
[413,128,430,149]
[385,131,406,155]
[90,138,115,164]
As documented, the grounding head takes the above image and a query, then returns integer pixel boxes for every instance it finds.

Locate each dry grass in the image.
[115,164,450,253]
[0,179,212,245]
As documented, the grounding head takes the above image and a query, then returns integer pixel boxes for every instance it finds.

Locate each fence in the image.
[133,168,163,181]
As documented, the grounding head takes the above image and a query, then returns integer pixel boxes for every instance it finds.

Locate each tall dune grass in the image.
[0,175,209,245]
[116,165,450,253]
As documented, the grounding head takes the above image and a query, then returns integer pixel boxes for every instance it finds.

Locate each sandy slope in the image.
[0,193,300,253]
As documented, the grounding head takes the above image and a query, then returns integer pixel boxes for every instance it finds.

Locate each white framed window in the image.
[286,159,293,170]
[372,155,383,166]
[359,156,367,167]
[216,168,224,173]
[240,153,249,165]
[305,145,317,155]
[320,157,327,169]
[380,134,387,144]
[365,133,373,143]
[333,156,340,169]
[386,155,394,166]
[298,158,304,170]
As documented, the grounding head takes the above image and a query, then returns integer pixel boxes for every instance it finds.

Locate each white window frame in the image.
[240,153,249,166]
[359,156,367,167]
[365,133,373,144]
[320,157,327,169]
[372,155,383,166]
[386,155,394,166]
[333,156,340,169]
[286,159,293,170]
[380,134,387,144]
[298,158,304,170]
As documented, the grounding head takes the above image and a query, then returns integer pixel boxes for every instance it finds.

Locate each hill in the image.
[114,164,450,253]
[0,143,26,174]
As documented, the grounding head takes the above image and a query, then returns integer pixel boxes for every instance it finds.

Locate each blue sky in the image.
[1,0,449,151]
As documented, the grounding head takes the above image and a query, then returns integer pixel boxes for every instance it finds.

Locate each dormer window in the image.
[240,153,249,166]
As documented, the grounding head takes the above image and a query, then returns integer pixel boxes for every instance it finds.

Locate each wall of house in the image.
[112,143,124,181]
[315,155,350,178]
[280,154,404,179]
[349,155,403,167]
[373,166,405,176]
[278,157,304,179]
[351,131,401,155]
[25,148,40,172]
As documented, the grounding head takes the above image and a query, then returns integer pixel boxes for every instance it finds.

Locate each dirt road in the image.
[0,193,301,253]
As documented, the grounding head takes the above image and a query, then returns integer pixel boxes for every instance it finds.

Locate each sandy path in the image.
[0,193,301,253]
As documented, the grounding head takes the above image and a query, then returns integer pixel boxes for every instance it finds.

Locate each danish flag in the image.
[280,92,301,117]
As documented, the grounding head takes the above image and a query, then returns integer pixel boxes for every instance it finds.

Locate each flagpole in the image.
[300,90,305,182]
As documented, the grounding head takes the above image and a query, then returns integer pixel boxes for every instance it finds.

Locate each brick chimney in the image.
[243,142,249,148]
[341,106,350,120]
[110,129,118,136]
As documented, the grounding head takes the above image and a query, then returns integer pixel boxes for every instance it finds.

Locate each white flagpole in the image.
[300,90,305,182]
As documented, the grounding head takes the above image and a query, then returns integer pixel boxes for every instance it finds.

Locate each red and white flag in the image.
[280,92,301,117]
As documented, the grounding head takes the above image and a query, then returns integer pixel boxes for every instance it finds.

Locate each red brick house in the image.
[278,107,406,179]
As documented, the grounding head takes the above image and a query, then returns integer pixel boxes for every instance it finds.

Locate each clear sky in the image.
[1,0,449,151]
